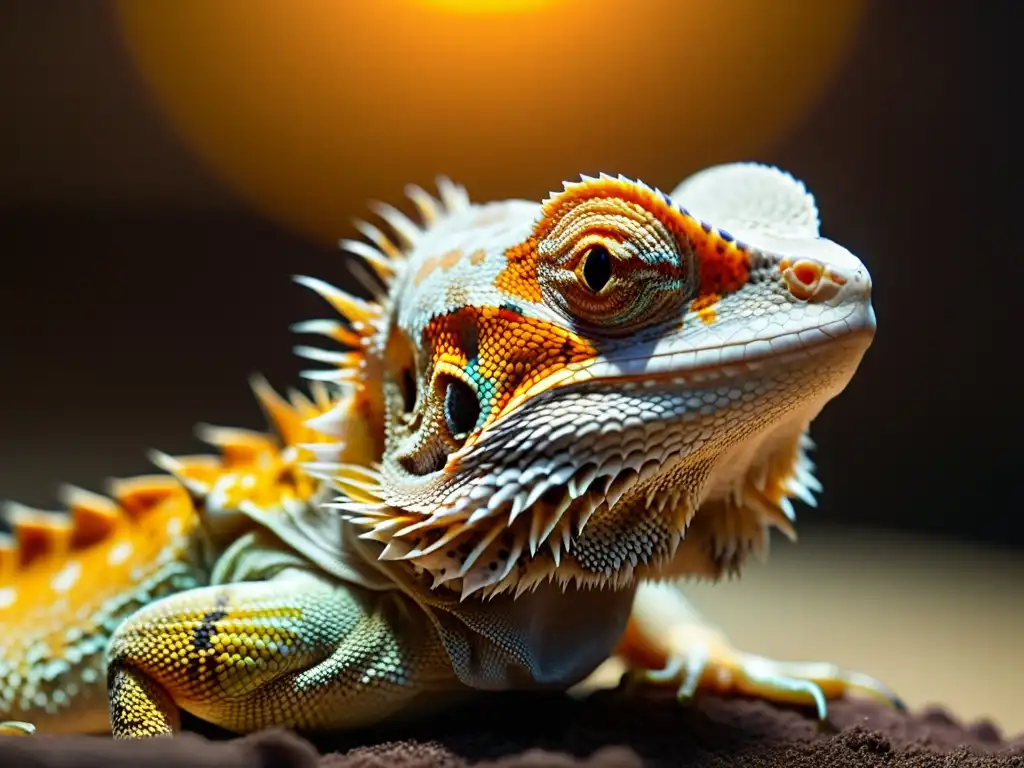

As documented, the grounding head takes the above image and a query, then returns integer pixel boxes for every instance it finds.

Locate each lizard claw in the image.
[0,720,36,736]
[626,630,904,720]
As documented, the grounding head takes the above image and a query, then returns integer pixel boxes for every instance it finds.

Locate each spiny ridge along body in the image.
[0,378,345,726]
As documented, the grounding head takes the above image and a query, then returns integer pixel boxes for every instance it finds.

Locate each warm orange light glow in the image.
[415,0,557,12]
[113,0,866,245]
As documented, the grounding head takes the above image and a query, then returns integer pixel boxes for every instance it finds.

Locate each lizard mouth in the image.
[584,304,876,385]
[489,300,876,421]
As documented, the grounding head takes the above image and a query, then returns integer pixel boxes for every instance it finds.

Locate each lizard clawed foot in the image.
[0,720,36,736]
[624,626,904,720]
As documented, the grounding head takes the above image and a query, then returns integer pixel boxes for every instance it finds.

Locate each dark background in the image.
[0,2,1011,546]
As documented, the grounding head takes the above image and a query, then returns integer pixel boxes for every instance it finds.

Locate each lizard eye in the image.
[579,244,612,293]
[534,202,694,335]
[442,376,480,442]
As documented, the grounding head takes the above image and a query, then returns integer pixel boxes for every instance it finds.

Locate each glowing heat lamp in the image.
[416,0,556,11]
[113,0,866,244]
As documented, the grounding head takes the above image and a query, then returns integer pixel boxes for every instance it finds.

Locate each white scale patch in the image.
[107,541,134,566]
[0,586,17,609]
[395,200,539,336]
[49,561,81,593]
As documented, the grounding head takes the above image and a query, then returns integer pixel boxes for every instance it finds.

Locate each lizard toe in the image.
[627,636,903,720]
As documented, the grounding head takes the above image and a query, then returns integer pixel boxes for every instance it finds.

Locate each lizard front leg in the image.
[615,581,904,720]
[105,569,455,738]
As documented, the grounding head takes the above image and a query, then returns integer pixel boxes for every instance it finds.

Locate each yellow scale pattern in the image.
[106,579,455,736]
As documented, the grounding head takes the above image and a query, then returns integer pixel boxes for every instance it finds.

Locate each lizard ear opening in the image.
[400,368,417,414]
[440,374,480,443]
[389,363,481,477]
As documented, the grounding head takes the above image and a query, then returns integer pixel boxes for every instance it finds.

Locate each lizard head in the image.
[305,166,875,599]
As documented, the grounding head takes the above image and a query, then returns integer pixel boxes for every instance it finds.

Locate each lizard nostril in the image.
[792,263,820,286]
[783,259,830,301]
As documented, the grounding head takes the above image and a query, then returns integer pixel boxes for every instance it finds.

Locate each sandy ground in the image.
[676,526,1023,734]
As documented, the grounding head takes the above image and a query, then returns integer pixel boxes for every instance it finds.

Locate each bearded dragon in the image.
[0,163,900,739]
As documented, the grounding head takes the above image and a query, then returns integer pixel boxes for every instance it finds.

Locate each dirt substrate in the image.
[2,689,1021,768]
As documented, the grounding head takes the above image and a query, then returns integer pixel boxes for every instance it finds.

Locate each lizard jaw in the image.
[334,325,873,600]
[538,325,873,588]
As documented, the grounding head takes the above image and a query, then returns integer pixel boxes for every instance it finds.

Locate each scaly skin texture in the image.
[0,164,900,739]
